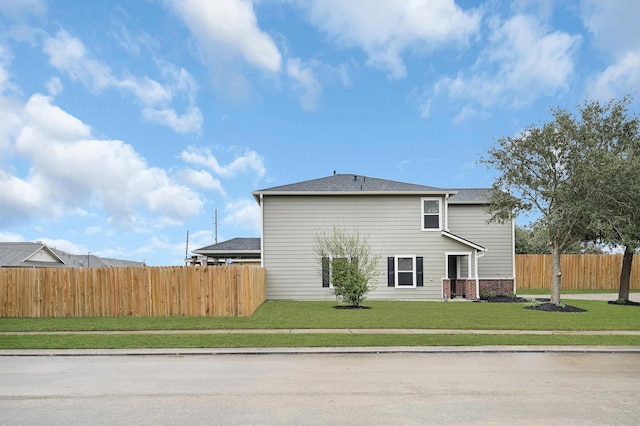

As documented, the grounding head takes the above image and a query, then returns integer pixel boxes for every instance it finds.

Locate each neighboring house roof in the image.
[253,173,459,202]
[0,242,144,268]
[193,238,261,258]
[0,242,66,267]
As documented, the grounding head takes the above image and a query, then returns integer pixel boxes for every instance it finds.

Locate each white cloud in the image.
[0,0,46,20]
[1,93,204,227]
[286,58,322,111]
[180,147,266,179]
[45,77,63,96]
[427,13,580,120]
[587,51,640,101]
[581,0,640,57]
[297,0,481,78]
[581,1,640,101]
[166,0,282,73]
[142,105,203,134]
[0,231,24,242]
[180,168,225,194]
[42,30,201,133]
[224,198,261,233]
[38,238,89,255]
[85,226,102,235]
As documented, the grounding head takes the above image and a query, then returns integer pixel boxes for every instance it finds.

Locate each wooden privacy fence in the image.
[516,254,640,290]
[0,265,266,318]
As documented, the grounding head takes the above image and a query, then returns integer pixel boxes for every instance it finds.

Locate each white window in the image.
[396,256,416,287]
[421,198,442,230]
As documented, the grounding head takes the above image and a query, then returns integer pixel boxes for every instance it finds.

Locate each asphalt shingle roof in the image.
[253,174,491,203]
[0,242,144,268]
[194,238,261,253]
[254,173,453,194]
[448,188,491,204]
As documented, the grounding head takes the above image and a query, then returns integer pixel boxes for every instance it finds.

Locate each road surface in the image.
[1,352,639,425]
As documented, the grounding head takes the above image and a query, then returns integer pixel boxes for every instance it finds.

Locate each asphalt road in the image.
[1,352,639,425]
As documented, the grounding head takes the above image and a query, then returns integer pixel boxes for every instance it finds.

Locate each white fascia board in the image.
[441,231,486,252]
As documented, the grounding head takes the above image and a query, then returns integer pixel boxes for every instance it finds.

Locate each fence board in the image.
[0,265,265,318]
[516,254,640,290]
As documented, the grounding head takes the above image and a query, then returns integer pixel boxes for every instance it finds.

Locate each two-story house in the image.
[252,173,515,301]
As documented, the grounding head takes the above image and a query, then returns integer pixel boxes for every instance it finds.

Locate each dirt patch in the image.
[333,305,371,310]
[524,303,587,313]
[607,300,640,306]
[481,296,550,303]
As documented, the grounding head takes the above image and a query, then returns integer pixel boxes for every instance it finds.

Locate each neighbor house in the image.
[0,242,145,268]
[188,238,261,266]
[252,173,515,301]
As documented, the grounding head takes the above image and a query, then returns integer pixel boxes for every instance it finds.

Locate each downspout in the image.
[260,194,265,268]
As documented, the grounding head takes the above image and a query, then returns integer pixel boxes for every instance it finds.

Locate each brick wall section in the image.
[442,279,477,300]
[478,279,515,298]
[442,279,514,300]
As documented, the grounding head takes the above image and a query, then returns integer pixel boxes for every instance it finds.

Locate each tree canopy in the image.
[482,95,639,304]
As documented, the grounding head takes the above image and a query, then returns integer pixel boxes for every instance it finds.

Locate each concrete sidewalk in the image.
[2,346,640,356]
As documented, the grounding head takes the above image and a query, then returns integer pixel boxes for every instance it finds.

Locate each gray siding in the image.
[447,204,514,278]
[262,195,476,301]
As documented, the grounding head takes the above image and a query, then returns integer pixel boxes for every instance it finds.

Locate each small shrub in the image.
[479,290,497,300]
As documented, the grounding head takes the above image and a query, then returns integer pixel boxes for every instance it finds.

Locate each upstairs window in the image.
[422,198,441,230]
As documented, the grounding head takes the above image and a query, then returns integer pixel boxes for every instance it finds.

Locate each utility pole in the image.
[185,230,189,266]
[214,209,218,244]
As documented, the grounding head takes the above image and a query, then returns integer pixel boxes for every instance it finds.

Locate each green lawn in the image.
[2,299,640,332]
[2,299,638,349]
[2,333,639,350]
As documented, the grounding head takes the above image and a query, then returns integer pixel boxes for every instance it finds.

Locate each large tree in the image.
[572,97,640,302]
[484,96,640,304]
[516,220,603,254]
[481,106,593,304]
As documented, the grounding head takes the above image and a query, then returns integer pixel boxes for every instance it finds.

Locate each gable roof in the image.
[252,174,495,204]
[0,242,144,268]
[193,238,261,256]
[253,174,457,202]
[0,242,66,267]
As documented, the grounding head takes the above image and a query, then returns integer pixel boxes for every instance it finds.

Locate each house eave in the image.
[441,231,486,252]
[253,190,459,204]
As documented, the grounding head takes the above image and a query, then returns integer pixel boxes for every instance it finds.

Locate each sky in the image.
[0,0,639,266]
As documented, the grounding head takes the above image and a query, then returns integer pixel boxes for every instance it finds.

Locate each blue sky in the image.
[1,0,638,265]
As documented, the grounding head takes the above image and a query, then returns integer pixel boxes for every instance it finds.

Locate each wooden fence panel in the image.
[516,254,640,290]
[0,265,265,318]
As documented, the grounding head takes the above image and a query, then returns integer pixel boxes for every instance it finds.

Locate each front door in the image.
[447,255,458,298]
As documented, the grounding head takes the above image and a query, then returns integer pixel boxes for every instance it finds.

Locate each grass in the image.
[1,299,638,349]
[1,333,639,350]
[2,299,639,332]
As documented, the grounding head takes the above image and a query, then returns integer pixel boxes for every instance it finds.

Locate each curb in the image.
[2,346,640,357]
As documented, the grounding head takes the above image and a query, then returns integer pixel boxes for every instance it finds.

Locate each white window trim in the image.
[421,197,442,231]
[444,252,473,279]
[395,255,417,288]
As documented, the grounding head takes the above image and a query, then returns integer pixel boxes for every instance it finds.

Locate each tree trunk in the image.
[550,246,562,304]
[618,246,634,302]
